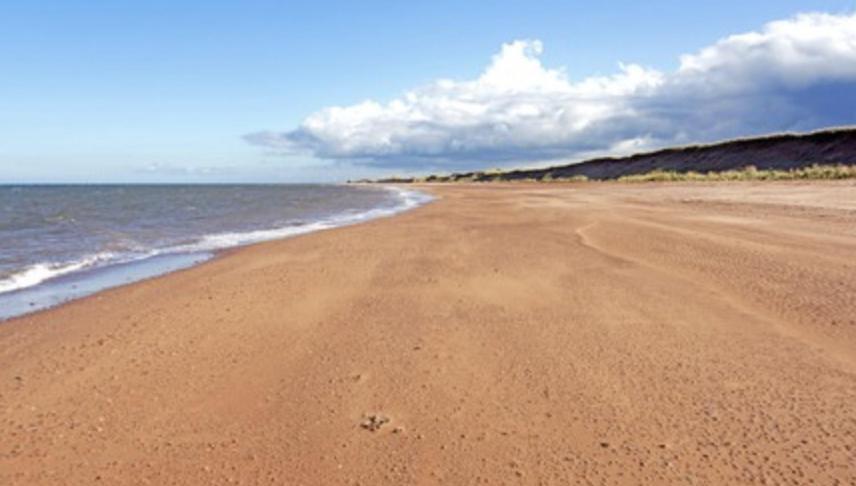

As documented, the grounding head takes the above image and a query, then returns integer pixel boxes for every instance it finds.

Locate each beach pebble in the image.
[360,413,390,432]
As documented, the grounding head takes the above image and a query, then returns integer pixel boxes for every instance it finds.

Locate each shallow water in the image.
[0,184,430,320]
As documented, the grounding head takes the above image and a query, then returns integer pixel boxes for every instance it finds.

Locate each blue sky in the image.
[1,1,855,183]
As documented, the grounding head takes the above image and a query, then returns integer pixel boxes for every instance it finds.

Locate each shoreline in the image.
[0,190,436,326]
[2,182,855,484]
[0,185,433,322]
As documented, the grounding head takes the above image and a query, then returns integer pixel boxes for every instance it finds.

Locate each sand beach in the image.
[2,182,855,485]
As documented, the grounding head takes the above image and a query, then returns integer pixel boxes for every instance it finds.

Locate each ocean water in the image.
[0,184,430,320]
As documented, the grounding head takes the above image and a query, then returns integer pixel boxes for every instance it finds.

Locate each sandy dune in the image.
[2,182,856,485]
[376,127,856,182]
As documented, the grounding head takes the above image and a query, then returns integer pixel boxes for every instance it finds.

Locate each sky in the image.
[1,1,855,183]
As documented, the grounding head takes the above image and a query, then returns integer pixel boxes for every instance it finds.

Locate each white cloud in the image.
[246,12,856,169]
[677,13,856,91]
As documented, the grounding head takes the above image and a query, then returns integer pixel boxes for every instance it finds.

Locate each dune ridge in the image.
[370,127,856,183]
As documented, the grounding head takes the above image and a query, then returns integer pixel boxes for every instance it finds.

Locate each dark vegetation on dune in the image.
[362,127,856,183]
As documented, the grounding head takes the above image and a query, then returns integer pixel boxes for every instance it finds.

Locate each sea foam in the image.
[0,186,431,300]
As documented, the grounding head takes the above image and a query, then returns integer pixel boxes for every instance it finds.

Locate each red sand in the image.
[2,182,855,484]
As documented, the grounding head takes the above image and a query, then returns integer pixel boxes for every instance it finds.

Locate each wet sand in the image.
[2,182,855,485]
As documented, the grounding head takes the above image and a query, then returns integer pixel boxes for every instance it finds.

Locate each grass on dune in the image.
[615,164,856,183]
[370,163,856,184]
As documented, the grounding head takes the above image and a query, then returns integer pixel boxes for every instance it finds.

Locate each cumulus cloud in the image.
[246,12,856,169]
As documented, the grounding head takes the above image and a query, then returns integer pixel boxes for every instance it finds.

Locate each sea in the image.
[0,184,430,320]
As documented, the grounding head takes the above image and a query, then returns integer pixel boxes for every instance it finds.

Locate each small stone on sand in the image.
[360,414,390,432]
